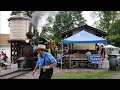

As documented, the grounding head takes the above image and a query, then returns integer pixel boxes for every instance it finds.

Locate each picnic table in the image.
[62,54,102,69]
[62,54,88,68]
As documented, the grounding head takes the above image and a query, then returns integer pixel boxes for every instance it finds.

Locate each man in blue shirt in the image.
[32,44,57,79]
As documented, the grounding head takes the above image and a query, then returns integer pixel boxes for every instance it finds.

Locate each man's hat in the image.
[37,44,46,50]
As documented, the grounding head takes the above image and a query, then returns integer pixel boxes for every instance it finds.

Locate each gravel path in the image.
[0,59,112,79]
[107,73,120,79]
[14,67,109,79]
[14,59,120,79]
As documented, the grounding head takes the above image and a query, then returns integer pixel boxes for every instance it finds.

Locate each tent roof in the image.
[62,30,107,44]
[104,45,118,49]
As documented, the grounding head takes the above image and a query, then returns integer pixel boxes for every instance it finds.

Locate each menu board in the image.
[88,54,102,64]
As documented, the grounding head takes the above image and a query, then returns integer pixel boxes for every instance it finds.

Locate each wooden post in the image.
[10,43,12,63]
[61,43,63,69]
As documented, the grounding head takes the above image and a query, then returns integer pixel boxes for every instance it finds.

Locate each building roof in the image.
[8,16,31,21]
[61,24,109,38]
[0,34,10,44]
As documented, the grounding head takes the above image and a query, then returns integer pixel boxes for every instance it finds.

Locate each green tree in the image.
[91,11,119,32]
[91,11,120,47]
[52,11,86,43]
[40,25,54,39]
[40,11,86,46]
[40,16,55,39]
[107,20,120,47]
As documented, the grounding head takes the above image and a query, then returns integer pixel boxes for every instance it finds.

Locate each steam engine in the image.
[17,22,46,70]
[7,14,56,70]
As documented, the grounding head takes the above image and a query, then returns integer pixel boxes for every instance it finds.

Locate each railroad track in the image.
[0,69,32,79]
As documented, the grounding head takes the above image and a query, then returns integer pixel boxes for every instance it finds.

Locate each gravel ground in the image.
[14,67,109,79]
[107,73,120,79]
[0,59,111,79]
[0,64,19,76]
[13,70,40,79]
[14,59,110,79]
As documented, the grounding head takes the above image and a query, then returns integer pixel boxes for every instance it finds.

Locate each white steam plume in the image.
[31,11,58,35]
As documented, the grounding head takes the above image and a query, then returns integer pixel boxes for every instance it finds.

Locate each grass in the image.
[52,70,120,79]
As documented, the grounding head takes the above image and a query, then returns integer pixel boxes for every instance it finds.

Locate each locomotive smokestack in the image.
[29,22,32,32]
[26,32,34,39]
[27,21,34,39]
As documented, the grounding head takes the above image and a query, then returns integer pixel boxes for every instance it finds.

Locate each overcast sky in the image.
[0,11,95,34]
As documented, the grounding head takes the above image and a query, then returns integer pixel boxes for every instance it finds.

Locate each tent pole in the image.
[61,43,63,69]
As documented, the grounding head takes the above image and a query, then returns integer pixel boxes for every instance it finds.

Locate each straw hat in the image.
[37,44,46,50]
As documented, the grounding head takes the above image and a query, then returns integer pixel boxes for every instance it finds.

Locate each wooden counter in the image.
[63,54,88,68]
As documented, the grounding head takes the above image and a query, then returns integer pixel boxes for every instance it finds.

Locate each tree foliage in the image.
[91,11,119,31]
[107,20,120,47]
[91,11,120,47]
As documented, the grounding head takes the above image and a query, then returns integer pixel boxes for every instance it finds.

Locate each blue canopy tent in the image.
[60,30,107,69]
[62,30,107,44]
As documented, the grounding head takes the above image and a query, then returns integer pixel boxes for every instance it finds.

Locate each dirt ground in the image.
[0,59,112,79]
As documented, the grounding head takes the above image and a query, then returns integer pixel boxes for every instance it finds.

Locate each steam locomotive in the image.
[17,33,38,70]
[17,22,56,70]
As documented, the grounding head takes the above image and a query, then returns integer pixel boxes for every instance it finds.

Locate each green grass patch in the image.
[52,70,120,79]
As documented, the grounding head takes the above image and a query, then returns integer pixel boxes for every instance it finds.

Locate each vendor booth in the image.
[61,30,107,69]
[104,44,120,55]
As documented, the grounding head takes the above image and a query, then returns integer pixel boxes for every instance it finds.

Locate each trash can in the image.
[108,54,120,70]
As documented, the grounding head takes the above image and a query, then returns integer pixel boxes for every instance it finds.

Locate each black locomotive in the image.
[17,22,49,70]
[17,22,56,70]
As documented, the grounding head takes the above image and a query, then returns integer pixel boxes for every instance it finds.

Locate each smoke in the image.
[31,11,58,35]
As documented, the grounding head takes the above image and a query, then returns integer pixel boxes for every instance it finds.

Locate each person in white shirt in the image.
[85,49,91,56]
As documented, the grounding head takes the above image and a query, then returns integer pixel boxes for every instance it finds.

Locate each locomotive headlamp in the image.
[25,38,30,43]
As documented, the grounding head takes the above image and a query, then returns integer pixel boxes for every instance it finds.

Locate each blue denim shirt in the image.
[36,52,57,69]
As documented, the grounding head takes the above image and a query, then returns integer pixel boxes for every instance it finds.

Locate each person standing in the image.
[96,45,99,54]
[55,46,58,58]
[63,47,69,55]
[101,45,105,61]
[32,44,57,79]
